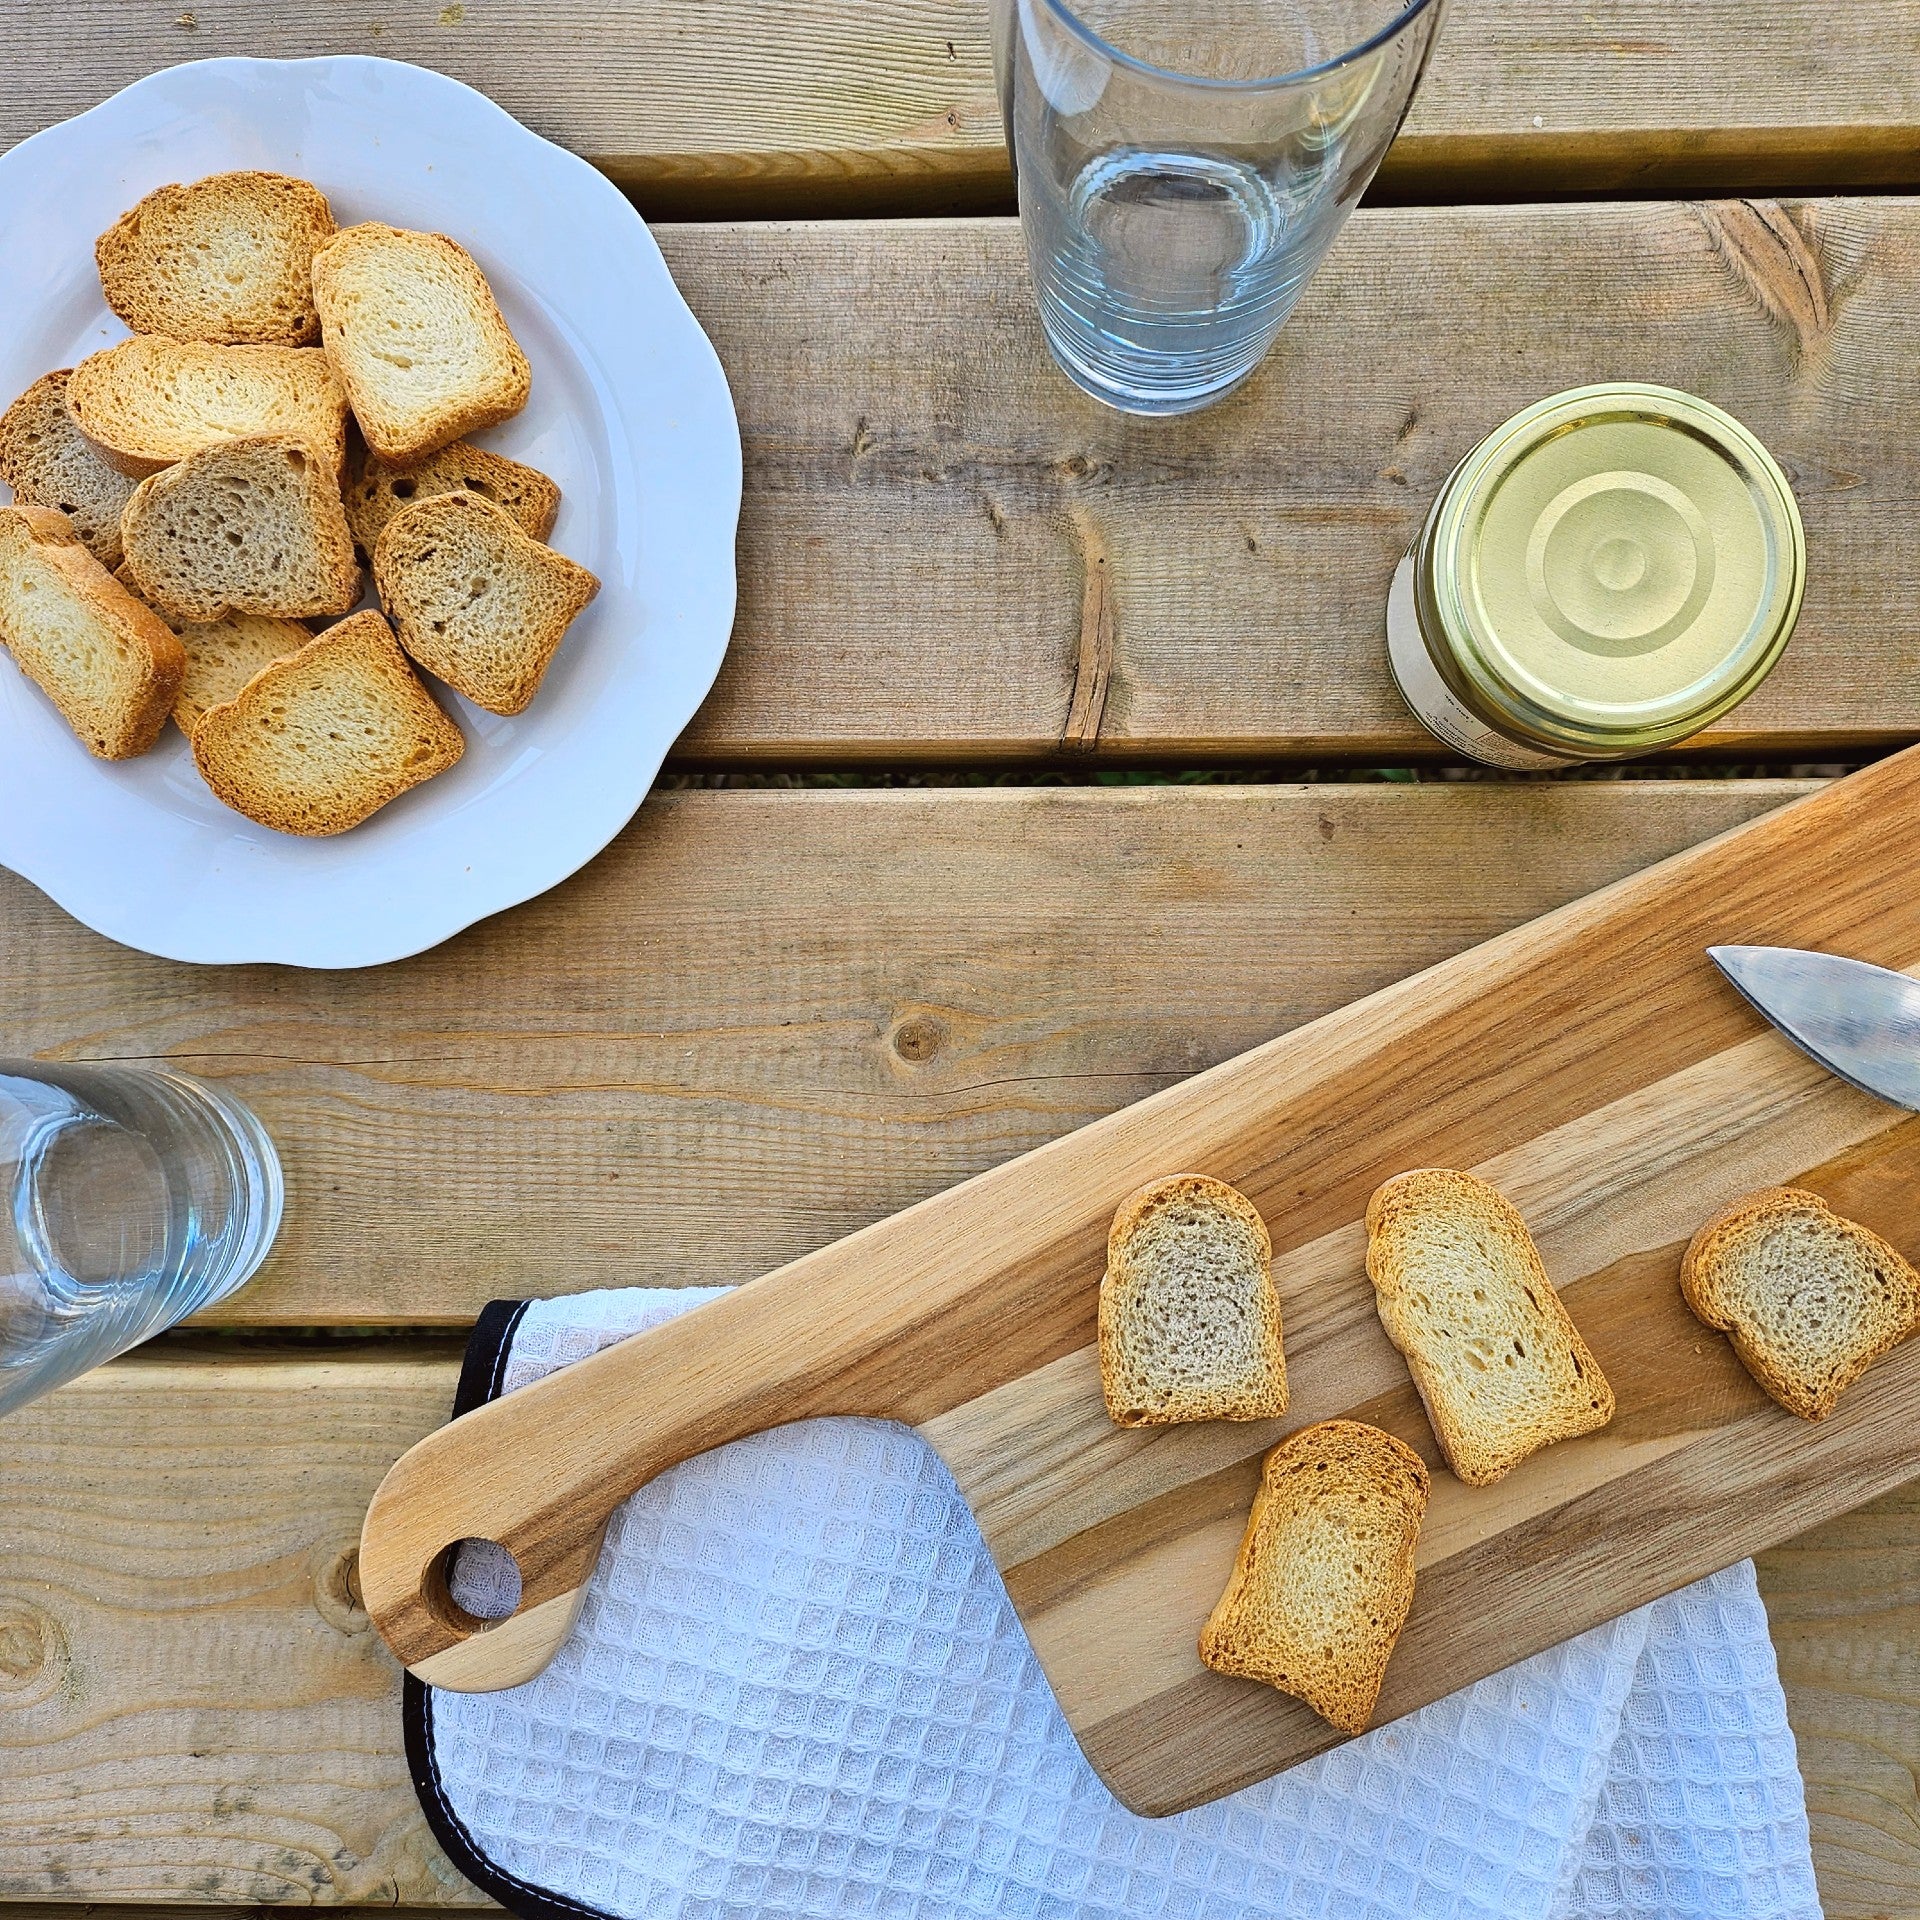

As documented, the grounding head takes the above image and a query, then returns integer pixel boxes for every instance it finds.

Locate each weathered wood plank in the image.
[8,3,1920,213]
[0,1348,1910,1906]
[0,1350,479,1906]
[661,200,1920,762]
[1756,1487,1920,1920]
[3,781,1810,1327]
[3,204,1912,760]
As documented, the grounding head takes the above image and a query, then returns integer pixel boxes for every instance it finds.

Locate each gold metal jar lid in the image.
[1412,384,1806,757]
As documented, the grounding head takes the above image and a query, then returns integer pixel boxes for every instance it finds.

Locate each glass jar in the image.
[1386,384,1806,767]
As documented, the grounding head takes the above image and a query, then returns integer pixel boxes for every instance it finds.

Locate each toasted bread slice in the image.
[312,223,531,466]
[345,440,560,555]
[0,371,138,568]
[121,436,359,624]
[0,505,184,757]
[191,609,463,834]
[1681,1186,1920,1420]
[1365,1169,1614,1486]
[66,337,347,479]
[374,491,596,714]
[1099,1174,1287,1425]
[1200,1419,1429,1734]
[96,171,336,347]
[171,611,311,732]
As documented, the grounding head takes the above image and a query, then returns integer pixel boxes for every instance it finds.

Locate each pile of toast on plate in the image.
[0,169,599,835]
[1097,1168,1920,1735]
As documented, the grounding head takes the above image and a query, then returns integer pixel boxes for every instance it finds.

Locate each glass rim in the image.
[1034,0,1446,93]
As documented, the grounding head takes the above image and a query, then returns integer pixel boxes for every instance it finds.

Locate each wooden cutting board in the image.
[360,743,1920,1817]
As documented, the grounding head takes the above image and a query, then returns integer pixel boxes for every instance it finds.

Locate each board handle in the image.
[357,1285,891,1689]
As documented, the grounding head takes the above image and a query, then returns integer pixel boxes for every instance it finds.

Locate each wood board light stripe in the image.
[358,747,1920,1814]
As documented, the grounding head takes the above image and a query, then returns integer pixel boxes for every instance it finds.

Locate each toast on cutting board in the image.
[1199,1419,1429,1734]
[121,435,359,624]
[1681,1186,1920,1419]
[374,490,597,714]
[65,336,348,478]
[0,371,137,568]
[191,609,463,835]
[345,440,560,555]
[312,222,531,466]
[1365,1169,1614,1486]
[96,171,336,347]
[1098,1174,1288,1425]
[170,611,311,732]
[0,505,184,758]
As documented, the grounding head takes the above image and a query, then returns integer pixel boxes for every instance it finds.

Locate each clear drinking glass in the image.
[0,1060,283,1418]
[994,0,1446,414]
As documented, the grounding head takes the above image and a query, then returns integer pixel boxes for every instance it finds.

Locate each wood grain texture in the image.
[0,1350,1914,1907]
[658,200,1920,762]
[2,781,1810,1327]
[355,747,1920,1812]
[1756,1483,1920,1918]
[4,204,1914,761]
[7,4,1920,213]
[0,1348,480,1905]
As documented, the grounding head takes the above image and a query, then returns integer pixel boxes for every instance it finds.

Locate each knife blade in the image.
[1708,945,1920,1112]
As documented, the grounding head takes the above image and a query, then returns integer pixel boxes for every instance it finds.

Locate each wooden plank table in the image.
[2,6,1918,1913]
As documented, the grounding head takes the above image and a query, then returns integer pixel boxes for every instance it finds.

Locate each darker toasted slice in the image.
[121,436,359,624]
[96,171,336,346]
[1682,1186,1920,1420]
[374,491,597,714]
[1099,1173,1287,1425]
[0,371,138,568]
[0,505,184,757]
[1200,1419,1429,1735]
[170,611,311,732]
[1365,1169,1614,1486]
[312,222,531,466]
[191,609,463,834]
[66,337,347,479]
[344,440,560,555]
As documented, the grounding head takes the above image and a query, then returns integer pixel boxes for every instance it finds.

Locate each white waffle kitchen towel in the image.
[411,1288,1823,1920]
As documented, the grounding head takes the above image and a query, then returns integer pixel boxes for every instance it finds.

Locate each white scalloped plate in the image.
[0,56,740,967]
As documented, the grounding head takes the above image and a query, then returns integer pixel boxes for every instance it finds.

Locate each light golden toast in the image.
[345,440,560,555]
[373,490,596,714]
[121,436,359,624]
[1200,1419,1429,1734]
[312,222,531,466]
[0,370,137,568]
[1682,1186,1920,1420]
[0,505,184,758]
[1098,1173,1288,1425]
[1365,1169,1614,1486]
[170,611,312,732]
[190,609,463,835]
[65,337,348,479]
[96,171,336,347]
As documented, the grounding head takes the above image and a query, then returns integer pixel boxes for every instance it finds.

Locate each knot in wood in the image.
[312,1541,369,1636]
[890,1015,947,1064]
[0,1596,67,1704]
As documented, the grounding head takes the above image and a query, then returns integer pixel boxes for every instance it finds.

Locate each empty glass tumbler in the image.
[995,0,1446,414]
[0,1060,283,1418]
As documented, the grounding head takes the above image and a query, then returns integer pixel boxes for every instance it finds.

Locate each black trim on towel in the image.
[401,1298,619,1920]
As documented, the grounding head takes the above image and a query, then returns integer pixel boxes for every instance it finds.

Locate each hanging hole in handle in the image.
[425,1536,524,1633]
